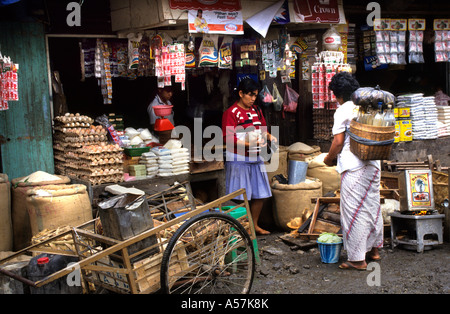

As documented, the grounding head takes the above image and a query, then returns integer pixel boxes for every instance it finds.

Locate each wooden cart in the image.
[0,182,257,294]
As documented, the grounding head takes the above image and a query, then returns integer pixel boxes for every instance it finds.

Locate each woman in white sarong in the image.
[324,72,383,270]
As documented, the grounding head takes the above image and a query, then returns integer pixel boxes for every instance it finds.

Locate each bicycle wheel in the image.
[160,211,255,294]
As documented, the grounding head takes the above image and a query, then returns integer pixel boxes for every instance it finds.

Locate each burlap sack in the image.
[287,142,320,154]
[26,184,93,237]
[307,153,341,195]
[287,142,321,161]
[271,177,322,231]
[0,174,13,251]
[11,174,70,251]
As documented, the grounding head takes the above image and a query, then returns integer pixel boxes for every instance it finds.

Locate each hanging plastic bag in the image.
[272,83,283,111]
[259,85,273,108]
[282,85,299,118]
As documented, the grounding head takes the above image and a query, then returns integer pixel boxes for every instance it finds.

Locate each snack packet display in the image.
[433,19,450,62]
[0,60,19,110]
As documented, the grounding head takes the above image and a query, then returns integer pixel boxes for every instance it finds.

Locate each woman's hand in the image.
[262,132,277,147]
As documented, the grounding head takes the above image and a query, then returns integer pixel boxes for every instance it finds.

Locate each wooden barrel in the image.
[349,119,395,161]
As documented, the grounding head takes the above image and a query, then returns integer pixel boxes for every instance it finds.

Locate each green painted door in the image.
[0,21,54,180]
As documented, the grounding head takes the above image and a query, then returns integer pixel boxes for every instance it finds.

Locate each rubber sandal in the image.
[339,261,367,271]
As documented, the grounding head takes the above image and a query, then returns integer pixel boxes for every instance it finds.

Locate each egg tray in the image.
[78,144,123,154]
[63,160,123,171]
[53,133,107,144]
[52,141,111,149]
[53,121,92,129]
[80,174,124,185]
[64,165,123,176]
[53,127,107,137]
[54,113,94,125]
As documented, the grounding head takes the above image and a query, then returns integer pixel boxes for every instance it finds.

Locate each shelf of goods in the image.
[53,113,124,185]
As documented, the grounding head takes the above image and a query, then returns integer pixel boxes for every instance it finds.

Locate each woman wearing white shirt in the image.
[324,72,382,271]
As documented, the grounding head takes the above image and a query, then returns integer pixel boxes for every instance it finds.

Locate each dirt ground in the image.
[250,232,450,294]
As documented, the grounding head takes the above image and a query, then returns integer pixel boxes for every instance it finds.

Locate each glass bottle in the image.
[365,107,374,125]
[383,104,396,126]
[372,102,384,126]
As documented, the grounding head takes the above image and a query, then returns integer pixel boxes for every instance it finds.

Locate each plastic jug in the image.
[27,254,82,294]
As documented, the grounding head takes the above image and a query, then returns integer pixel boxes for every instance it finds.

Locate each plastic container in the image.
[317,241,342,263]
[27,253,82,294]
[124,147,151,157]
[153,105,173,117]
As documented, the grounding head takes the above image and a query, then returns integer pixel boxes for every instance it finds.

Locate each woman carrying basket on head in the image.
[323,72,383,270]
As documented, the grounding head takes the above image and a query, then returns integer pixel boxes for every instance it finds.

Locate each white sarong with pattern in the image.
[340,164,383,261]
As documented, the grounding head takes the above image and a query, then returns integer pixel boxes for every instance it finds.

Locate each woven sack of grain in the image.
[0,174,13,251]
[287,142,321,161]
[307,153,341,195]
[11,172,70,251]
[271,177,322,231]
[26,184,92,238]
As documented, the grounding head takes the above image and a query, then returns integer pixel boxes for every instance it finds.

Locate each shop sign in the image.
[292,0,345,24]
[188,9,243,34]
[169,0,241,11]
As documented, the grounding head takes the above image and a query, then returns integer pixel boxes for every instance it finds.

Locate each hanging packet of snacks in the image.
[115,41,129,77]
[170,43,186,90]
[375,18,407,65]
[138,34,151,77]
[97,40,113,105]
[218,36,233,69]
[261,40,278,78]
[311,51,346,109]
[185,36,196,68]
[127,33,142,70]
[0,59,19,111]
[408,19,425,64]
[433,19,450,62]
[199,35,219,67]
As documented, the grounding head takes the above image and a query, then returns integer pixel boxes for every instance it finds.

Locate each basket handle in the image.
[346,128,395,146]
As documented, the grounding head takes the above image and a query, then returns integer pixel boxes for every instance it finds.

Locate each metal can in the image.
[398,106,410,118]
[399,119,412,142]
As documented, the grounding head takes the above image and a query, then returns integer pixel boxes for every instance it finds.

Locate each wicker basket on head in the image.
[348,119,395,161]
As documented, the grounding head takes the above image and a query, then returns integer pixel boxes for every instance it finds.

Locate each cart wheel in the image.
[160,212,255,294]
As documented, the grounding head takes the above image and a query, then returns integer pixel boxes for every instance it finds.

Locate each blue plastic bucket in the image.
[288,160,308,184]
[317,241,342,263]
